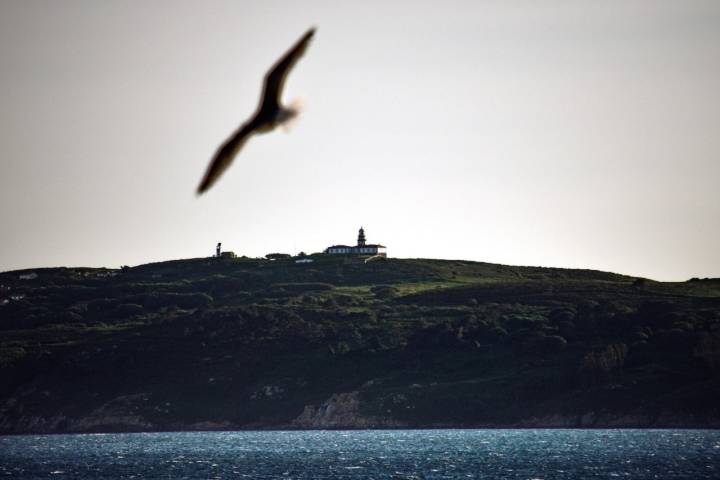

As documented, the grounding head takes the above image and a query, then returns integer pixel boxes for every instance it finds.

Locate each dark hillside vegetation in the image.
[1,255,719,433]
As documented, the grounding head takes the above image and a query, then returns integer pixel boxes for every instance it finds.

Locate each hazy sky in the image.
[1,0,719,281]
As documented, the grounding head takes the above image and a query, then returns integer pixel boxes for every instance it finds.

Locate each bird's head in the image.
[278,96,306,131]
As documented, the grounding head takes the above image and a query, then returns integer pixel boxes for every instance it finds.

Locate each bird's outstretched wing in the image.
[259,28,315,114]
[196,122,256,194]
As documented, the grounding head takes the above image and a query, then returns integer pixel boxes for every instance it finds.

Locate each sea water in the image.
[1,429,719,479]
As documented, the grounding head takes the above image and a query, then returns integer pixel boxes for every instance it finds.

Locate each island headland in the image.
[1,249,719,433]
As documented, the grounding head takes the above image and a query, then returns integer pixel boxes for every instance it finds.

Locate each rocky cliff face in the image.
[0,393,154,434]
[518,412,720,429]
[3,389,719,433]
[292,392,406,429]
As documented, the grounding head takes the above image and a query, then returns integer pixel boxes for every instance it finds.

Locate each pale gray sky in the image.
[1,0,718,281]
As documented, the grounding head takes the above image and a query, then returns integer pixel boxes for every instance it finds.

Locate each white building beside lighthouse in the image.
[324,227,387,256]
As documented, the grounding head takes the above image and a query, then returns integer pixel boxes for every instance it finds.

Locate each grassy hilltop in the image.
[1,255,719,433]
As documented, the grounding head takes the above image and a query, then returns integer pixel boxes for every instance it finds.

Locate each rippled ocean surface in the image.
[1,429,719,479]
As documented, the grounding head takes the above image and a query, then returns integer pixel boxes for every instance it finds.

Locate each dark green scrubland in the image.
[1,255,719,433]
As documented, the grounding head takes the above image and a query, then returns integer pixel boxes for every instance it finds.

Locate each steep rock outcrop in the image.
[292,391,406,428]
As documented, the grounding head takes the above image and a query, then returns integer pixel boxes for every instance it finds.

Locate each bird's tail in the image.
[282,96,306,132]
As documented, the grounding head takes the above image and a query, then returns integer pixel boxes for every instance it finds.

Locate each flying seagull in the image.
[196,27,316,194]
